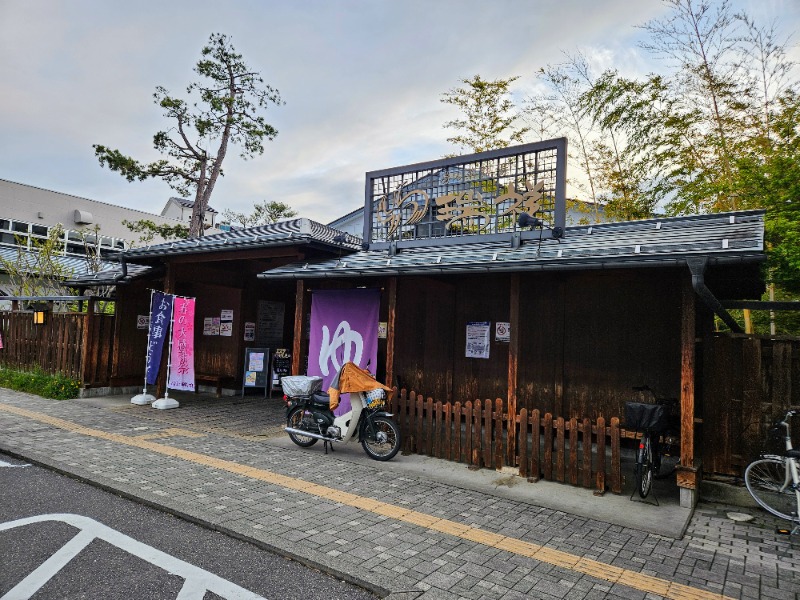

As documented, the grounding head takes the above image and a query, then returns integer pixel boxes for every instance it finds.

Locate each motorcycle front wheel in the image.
[361,416,401,461]
[287,406,318,447]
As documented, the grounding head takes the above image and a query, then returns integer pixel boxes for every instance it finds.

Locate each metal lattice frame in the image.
[364,139,567,248]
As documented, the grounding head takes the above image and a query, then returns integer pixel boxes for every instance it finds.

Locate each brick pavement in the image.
[0,390,798,600]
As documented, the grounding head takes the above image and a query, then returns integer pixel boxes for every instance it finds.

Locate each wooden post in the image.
[80,298,95,388]
[508,274,519,466]
[386,276,397,388]
[678,272,699,507]
[291,279,305,375]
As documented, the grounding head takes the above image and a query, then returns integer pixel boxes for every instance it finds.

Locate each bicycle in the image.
[625,386,680,503]
[744,407,800,535]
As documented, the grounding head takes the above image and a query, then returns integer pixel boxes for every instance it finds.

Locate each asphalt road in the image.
[0,453,378,600]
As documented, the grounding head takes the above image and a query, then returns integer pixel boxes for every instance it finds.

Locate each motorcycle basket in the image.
[281,376,323,397]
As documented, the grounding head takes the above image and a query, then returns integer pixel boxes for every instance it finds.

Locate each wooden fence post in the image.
[610,417,621,494]
[544,413,553,481]
[454,401,462,462]
[569,417,578,486]
[494,398,503,470]
[582,418,592,489]
[426,397,434,456]
[519,408,528,478]
[464,401,472,465]
[415,395,424,455]
[531,409,540,482]
[556,416,565,482]
[595,416,606,495]
[472,399,482,468]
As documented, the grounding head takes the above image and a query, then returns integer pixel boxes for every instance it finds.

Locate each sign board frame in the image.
[241,347,270,398]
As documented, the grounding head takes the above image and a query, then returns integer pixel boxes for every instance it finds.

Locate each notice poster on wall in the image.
[221,309,234,321]
[203,317,213,336]
[243,322,255,341]
[137,315,150,330]
[466,321,491,359]
[220,322,233,337]
[495,322,510,343]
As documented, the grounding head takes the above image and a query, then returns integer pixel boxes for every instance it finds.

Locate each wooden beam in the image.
[292,279,305,375]
[166,247,305,264]
[386,277,397,389]
[508,274,520,466]
[679,272,697,489]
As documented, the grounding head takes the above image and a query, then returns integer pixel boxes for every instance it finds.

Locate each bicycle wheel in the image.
[745,458,799,521]
[635,434,654,498]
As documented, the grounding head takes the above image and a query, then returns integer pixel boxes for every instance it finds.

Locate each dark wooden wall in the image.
[392,268,683,421]
[111,279,152,385]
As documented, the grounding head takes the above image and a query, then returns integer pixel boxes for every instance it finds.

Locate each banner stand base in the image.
[152,396,179,410]
[131,390,155,405]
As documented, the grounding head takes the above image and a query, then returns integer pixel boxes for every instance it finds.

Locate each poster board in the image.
[256,300,285,348]
[241,347,270,398]
[270,348,292,394]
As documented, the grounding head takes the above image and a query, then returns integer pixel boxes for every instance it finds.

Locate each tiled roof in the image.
[260,210,765,280]
[170,197,218,213]
[0,245,150,288]
[119,218,362,261]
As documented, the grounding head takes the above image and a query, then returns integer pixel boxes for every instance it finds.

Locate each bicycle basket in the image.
[365,388,386,409]
[624,402,668,432]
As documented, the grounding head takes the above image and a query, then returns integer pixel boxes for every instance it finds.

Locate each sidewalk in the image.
[1,389,798,600]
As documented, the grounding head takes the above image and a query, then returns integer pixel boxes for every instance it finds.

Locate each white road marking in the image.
[0,514,266,600]
[0,458,29,468]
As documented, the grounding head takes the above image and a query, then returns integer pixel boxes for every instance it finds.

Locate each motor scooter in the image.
[282,363,401,461]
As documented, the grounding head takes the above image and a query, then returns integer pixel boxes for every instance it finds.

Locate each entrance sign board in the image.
[364,139,567,247]
[242,347,270,398]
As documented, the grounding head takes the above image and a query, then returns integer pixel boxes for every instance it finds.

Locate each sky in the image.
[1,0,798,225]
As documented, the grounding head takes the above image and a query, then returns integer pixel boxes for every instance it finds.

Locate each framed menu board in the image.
[270,348,292,396]
[241,347,269,398]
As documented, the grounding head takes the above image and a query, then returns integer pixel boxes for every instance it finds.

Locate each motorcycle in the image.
[281,363,401,461]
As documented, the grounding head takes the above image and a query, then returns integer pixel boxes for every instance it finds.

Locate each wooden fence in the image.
[703,334,800,476]
[0,308,115,387]
[389,390,622,494]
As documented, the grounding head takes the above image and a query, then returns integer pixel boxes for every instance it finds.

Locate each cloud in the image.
[0,0,795,224]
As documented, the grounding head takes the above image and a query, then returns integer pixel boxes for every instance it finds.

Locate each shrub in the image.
[0,367,81,400]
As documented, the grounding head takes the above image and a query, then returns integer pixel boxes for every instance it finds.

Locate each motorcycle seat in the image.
[312,392,331,407]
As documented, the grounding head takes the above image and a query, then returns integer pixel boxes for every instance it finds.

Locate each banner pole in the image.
[153,294,180,410]
[131,289,157,405]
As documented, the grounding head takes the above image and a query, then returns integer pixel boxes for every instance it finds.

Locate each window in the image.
[0,220,10,230]
[31,225,48,237]
[12,221,29,233]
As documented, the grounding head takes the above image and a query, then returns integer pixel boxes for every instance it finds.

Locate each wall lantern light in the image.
[32,303,48,325]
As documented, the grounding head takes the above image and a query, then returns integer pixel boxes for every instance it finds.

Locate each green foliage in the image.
[94,33,284,238]
[0,224,74,296]
[121,219,190,246]
[0,366,81,400]
[734,91,800,292]
[221,200,297,229]
[441,75,529,154]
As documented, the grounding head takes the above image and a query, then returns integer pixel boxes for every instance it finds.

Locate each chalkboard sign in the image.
[270,348,292,395]
[241,347,269,398]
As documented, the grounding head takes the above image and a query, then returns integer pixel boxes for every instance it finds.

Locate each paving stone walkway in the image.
[0,390,798,599]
